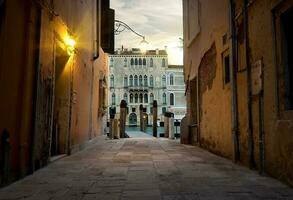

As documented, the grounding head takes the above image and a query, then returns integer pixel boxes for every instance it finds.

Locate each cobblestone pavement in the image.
[0,136,292,200]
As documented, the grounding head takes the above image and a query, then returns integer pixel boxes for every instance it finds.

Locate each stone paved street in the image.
[0,136,292,200]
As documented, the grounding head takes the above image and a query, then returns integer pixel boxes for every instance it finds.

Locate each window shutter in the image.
[101,0,114,54]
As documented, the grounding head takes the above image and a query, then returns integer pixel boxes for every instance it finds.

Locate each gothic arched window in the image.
[170,74,174,85]
[135,94,138,103]
[170,93,175,105]
[144,93,148,103]
[129,75,133,86]
[162,75,166,87]
[112,93,116,105]
[131,58,134,66]
[139,75,143,86]
[134,75,138,86]
[150,75,154,87]
[130,94,134,103]
[150,93,154,103]
[110,75,114,87]
[150,58,153,67]
[163,93,167,104]
[124,76,128,87]
[143,58,146,66]
[144,75,148,86]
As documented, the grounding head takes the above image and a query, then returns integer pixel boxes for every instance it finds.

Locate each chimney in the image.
[156,48,159,55]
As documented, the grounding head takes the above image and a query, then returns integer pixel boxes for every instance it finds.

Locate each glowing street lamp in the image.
[114,20,149,53]
[64,35,76,56]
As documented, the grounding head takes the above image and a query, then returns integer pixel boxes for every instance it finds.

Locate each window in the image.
[124,58,127,67]
[130,94,134,103]
[112,93,116,105]
[139,75,143,86]
[144,93,148,103]
[139,58,142,65]
[162,58,166,67]
[150,107,153,114]
[170,93,175,105]
[281,7,293,110]
[150,58,153,67]
[135,58,138,65]
[124,93,128,103]
[139,94,143,103]
[150,75,154,87]
[169,74,174,85]
[150,93,154,103]
[110,75,114,87]
[162,93,167,104]
[132,107,136,112]
[162,75,166,87]
[129,75,133,86]
[144,75,148,86]
[135,94,138,103]
[143,58,146,66]
[110,57,114,67]
[223,53,230,84]
[131,58,134,66]
[162,107,167,114]
[124,76,128,87]
[134,75,138,86]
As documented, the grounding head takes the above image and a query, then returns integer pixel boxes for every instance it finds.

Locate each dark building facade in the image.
[0,0,114,186]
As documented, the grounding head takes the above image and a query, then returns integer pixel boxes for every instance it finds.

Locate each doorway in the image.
[50,45,71,157]
[129,113,137,126]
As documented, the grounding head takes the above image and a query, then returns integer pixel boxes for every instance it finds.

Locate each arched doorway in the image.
[129,113,137,126]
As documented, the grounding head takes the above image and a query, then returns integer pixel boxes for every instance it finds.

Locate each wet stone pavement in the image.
[0,136,292,200]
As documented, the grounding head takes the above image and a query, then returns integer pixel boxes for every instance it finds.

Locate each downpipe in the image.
[229,0,240,162]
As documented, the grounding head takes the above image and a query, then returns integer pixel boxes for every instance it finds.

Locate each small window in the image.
[139,58,142,65]
[130,94,134,103]
[124,76,128,87]
[129,75,133,86]
[150,58,153,67]
[150,76,154,87]
[223,53,230,85]
[143,58,146,66]
[150,93,154,103]
[134,75,138,86]
[139,75,143,86]
[162,75,166,87]
[132,107,136,112]
[112,93,116,105]
[139,94,143,103]
[110,75,114,87]
[131,58,134,66]
[110,57,114,67]
[162,58,166,67]
[135,58,138,65]
[144,75,148,86]
[124,58,127,67]
[162,107,167,114]
[124,93,128,103]
[169,74,174,85]
[144,93,148,103]
[170,93,175,105]
[162,93,167,104]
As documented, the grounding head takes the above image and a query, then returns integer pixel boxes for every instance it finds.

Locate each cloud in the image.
[111,0,183,64]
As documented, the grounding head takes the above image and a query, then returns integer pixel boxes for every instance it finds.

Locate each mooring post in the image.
[153,100,158,137]
[120,100,127,138]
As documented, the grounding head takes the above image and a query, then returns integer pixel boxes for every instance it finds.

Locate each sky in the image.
[110,0,183,65]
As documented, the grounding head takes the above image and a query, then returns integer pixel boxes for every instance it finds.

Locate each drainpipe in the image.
[243,0,255,169]
[229,0,240,162]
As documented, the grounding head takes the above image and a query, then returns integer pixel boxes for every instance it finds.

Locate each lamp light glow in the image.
[64,35,76,56]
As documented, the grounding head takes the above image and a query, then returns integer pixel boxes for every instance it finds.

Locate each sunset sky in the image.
[110,0,183,65]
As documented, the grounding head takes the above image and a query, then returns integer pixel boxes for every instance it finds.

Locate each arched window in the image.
[130,94,134,103]
[162,58,166,67]
[150,58,153,67]
[124,58,127,67]
[112,93,116,105]
[110,57,114,67]
[129,75,133,86]
[134,75,138,86]
[170,74,174,85]
[150,75,154,87]
[144,75,148,86]
[150,93,154,103]
[144,93,148,103]
[139,75,143,86]
[143,58,146,66]
[163,93,167,104]
[139,58,142,65]
[170,93,175,105]
[135,94,138,103]
[162,75,166,87]
[124,76,128,87]
[124,93,128,103]
[139,94,143,103]
[110,75,114,87]
[135,58,138,65]
[131,58,134,66]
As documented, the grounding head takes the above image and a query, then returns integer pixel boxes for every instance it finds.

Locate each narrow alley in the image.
[0,136,292,200]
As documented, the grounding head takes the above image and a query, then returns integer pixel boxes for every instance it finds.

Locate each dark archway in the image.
[129,113,137,126]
